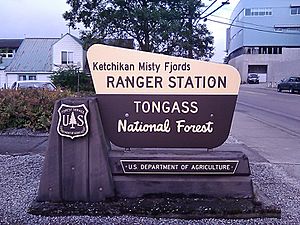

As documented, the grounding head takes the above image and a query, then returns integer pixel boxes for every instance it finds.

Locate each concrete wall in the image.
[229,48,300,85]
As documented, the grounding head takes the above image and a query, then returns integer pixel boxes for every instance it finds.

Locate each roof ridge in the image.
[25,37,60,40]
[0,38,23,40]
[58,33,83,45]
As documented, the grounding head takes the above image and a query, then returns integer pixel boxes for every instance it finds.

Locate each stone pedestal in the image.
[110,149,253,199]
[37,97,114,202]
[37,97,254,203]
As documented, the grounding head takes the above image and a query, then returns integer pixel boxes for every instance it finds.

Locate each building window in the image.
[245,8,272,17]
[268,47,272,54]
[275,26,300,32]
[245,47,282,55]
[0,48,14,58]
[261,47,282,54]
[291,7,300,15]
[245,47,259,54]
[248,65,268,74]
[18,75,37,81]
[29,75,36,80]
[259,47,267,54]
[61,51,74,65]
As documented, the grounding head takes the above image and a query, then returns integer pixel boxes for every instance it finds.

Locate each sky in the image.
[1,0,239,62]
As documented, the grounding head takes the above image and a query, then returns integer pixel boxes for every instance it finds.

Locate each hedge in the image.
[0,89,73,131]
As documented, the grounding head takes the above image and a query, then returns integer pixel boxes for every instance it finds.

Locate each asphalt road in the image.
[231,84,300,179]
[237,84,300,136]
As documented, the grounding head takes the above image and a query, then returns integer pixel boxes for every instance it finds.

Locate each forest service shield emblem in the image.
[57,104,89,139]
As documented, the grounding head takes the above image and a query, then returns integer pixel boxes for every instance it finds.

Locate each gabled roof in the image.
[0,58,13,70]
[0,39,23,48]
[54,33,83,46]
[68,33,83,45]
[5,38,59,72]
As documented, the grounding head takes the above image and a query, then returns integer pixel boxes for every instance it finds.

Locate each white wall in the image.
[52,34,84,71]
[0,70,5,88]
[5,73,53,88]
[6,74,18,88]
[36,73,53,81]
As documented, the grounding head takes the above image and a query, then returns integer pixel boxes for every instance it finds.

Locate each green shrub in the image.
[51,67,95,93]
[0,89,73,131]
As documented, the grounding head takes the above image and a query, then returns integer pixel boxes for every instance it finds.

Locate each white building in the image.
[0,39,23,88]
[226,0,300,85]
[52,33,86,71]
[4,34,85,88]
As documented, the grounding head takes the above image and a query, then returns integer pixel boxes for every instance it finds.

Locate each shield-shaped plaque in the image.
[57,104,89,139]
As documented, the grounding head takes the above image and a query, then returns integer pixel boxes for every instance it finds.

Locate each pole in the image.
[76,62,81,93]
[77,68,79,93]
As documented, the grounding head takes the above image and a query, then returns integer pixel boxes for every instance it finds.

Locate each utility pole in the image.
[188,2,194,59]
[187,0,230,59]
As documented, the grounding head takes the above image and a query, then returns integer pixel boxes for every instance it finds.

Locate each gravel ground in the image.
[0,128,48,137]
[1,154,300,225]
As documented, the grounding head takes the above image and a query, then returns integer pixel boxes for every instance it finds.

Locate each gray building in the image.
[226,0,300,85]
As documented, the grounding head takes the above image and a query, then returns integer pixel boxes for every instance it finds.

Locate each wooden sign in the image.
[88,44,240,148]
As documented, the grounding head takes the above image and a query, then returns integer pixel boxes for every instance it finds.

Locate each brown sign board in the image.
[88,45,240,148]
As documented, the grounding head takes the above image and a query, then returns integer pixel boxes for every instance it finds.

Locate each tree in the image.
[69,112,77,129]
[64,0,214,60]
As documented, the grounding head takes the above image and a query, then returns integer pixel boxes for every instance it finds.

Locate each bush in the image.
[51,67,95,93]
[0,89,73,131]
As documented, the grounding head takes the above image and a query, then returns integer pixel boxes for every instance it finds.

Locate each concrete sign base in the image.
[37,97,254,203]
[37,97,114,202]
[110,149,253,199]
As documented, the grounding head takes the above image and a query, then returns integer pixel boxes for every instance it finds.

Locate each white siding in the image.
[6,74,18,88]
[0,70,5,88]
[36,73,53,81]
[52,34,84,71]
[5,73,53,88]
